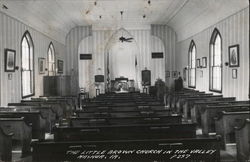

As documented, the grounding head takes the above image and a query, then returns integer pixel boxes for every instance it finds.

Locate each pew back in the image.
[0,117,32,156]
[31,137,221,162]
[235,118,250,162]
[0,127,13,161]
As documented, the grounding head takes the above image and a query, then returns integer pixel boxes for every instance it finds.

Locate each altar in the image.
[110,77,135,93]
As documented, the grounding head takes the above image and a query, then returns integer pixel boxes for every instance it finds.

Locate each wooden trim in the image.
[22,93,35,99]
[188,85,196,89]
[209,89,222,94]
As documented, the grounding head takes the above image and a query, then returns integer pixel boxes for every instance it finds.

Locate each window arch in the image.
[48,42,55,76]
[188,40,196,88]
[21,31,34,98]
[209,28,222,92]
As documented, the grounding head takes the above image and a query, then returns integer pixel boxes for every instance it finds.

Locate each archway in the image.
[105,28,140,92]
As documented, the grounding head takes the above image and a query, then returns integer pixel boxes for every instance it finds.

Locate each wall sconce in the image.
[225,62,229,66]
[15,66,19,70]
[45,68,48,71]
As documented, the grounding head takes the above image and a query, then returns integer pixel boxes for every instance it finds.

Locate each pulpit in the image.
[110,77,136,93]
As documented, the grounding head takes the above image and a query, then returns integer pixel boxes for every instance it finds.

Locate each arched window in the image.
[188,40,196,88]
[21,31,34,98]
[209,28,222,92]
[48,42,55,76]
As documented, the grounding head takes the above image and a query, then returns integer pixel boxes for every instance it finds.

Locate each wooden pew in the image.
[53,123,196,142]
[82,101,164,109]
[81,104,166,112]
[169,91,205,110]
[175,93,214,113]
[181,95,223,120]
[7,104,56,132]
[235,118,250,162]
[190,97,236,124]
[200,104,250,134]
[0,126,13,161]
[31,97,76,111]
[214,110,250,149]
[75,109,172,118]
[0,111,46,140]
[0,117,32,157]
[19,100,65,120]
[166,89,199,106]
[38,95,78,109]
[31,137,221,162]
[169,91,204,109]
[70,114,182,126]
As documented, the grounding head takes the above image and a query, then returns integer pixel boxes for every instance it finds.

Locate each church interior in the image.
[0,0,249,161]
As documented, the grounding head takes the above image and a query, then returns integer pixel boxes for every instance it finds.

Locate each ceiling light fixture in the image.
[99,15,102,19]
[118,11,133,43]
[148,0,151,5]
[85,10,90,15]
[120,11,124,18]
[2,4,8,10]
[143,14,146,18]
[94,1,97,6]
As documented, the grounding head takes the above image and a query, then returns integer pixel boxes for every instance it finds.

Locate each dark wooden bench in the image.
[181,95,223,120]
[75,109,173,118]
[235,118,250,162]
[31,97,76,111]
[0,126,13,161]
[0,111,46,140]
[169,91,205,109]
[79,105,165,112]
[200,104,250,134]
[169,91,205,110]
[38,95,78,109]
[175,93,214,113]
[70,114,182,126]
[82,102,164,109]
[214,110,250,149]
[53,123,196,142]
[190,97,236,124]
[165,88,199,106]
[19,100,65,119]
[0,117,32,157]
[7,104,57,132]
[31,137,221,162]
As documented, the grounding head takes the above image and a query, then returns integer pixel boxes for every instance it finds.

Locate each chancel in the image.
[0,0,249,162]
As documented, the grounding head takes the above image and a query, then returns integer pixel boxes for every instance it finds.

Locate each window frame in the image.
[21,30,35,98]
[209,28,223,93]
[47,42,56,76]
[188,40,196,88]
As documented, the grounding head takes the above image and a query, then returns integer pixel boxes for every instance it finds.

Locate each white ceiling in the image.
[0,0,248,44]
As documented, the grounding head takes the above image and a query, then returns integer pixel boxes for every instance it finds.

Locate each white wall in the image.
[78,36,93,93]
[151,35,165,83]
[176,7,249,100]
[0,11,66,106]
[65,26,92,95]
[66,25,177,96]
[151,25,177,89]
[109,42,137,80]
